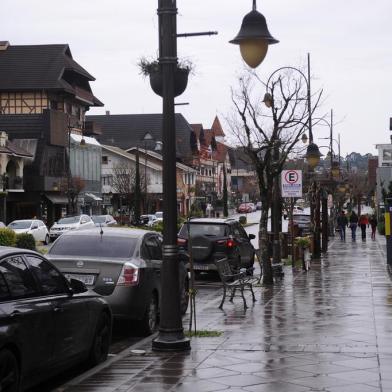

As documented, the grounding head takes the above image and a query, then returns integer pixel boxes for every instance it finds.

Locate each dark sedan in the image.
[0,247,111,392]
[47,227,189,336]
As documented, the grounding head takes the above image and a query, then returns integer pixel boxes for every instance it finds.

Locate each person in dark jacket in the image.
[337,211,348,241]
[369,215,378,240]
[349,211,358,241]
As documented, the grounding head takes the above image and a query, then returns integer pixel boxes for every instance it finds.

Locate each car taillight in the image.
[177,238,187,246]
[117,263,139,286]
[226,239,236,248]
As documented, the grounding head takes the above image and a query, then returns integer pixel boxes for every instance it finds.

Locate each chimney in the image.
[0,41,10,51]
[0,131,8,147]
[105,110,110,116]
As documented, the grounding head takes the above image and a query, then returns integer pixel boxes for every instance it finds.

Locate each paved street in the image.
[53,232,392,392]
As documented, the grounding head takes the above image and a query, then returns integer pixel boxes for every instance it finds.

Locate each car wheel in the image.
[88,312,111,366]
[44,234,50,245]
[180,277,189,315]
[0,349,19,392]
[139,293,159,336]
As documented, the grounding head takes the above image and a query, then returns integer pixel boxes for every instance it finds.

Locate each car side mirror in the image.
[68,278,87,294]
[248,234,256,240]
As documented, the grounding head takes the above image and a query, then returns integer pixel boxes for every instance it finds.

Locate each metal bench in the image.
[215,258,256,310]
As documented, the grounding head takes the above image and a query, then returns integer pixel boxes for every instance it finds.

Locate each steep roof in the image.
[210,116,225,137]
[86,113,194,161]
[0,43,102,106]
[228,147,254,170]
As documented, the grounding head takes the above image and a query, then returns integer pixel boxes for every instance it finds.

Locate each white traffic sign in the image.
[281,170,302,198]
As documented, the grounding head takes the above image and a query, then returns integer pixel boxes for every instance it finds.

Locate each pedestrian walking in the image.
[337,210,348,241]
[369,215,378,240]
[349,211,358,241]
[359,214,369,241]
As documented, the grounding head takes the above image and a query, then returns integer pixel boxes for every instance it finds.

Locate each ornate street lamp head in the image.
[331,160,340,178]
[301,133,309,144]
[263,93,273,108]
[305,143,322,169]
[230,1,279,68]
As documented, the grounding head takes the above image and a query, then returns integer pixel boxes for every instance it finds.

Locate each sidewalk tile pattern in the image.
[59,235,392,391]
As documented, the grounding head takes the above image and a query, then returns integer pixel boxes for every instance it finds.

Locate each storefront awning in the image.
[45,194,68,204]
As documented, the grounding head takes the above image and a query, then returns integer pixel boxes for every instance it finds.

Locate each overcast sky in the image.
[2,0,391,155]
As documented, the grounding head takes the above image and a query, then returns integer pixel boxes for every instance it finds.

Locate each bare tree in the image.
[227,69,322,284]
[60,176,85,215]
[348,171,369,216]
[111,163,147,222]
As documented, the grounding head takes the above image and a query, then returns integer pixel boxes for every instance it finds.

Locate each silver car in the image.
[8,219,50,244]
[46,227,189,335]
[49,215,95,241]
[92,214,118,227]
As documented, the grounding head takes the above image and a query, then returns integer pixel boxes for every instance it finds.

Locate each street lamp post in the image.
[152,0,190,352]
[263,54,321,264]
[151,0,277,351]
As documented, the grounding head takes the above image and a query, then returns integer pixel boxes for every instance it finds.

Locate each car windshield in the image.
[179,223,228,238]
[49,235,138,258]
[92,215,107,223]
[57,216,80,224]
[8,221,32,229]
[155,212,163,219]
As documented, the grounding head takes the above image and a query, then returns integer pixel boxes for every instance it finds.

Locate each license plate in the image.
[193,264,211,271]
[65,274,95,286]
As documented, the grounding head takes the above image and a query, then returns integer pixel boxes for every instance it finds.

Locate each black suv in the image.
[178,218,255,273]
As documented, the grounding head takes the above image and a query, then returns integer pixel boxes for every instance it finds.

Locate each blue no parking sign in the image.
[281,170,302,197]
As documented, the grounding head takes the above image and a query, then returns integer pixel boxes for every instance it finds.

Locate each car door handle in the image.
[54,306,64,313]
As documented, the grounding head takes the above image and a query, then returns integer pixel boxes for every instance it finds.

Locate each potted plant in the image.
[138,57,194,97]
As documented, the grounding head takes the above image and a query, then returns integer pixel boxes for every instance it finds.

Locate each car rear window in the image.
[179,223,228,238]
[49,235,138,258]
[293,215,310,222]
[57,216,80,224]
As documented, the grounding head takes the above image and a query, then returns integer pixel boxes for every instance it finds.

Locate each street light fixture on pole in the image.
[230,0,279,68]
[151,0,277,351]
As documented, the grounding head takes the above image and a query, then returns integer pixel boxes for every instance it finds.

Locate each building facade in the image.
[0,41,103,224]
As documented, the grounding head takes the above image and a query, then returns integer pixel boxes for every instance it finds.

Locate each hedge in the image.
[0,228,17,247]
[16,233,36,251]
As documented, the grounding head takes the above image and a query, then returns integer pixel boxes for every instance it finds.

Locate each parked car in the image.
[177,218,255,273]
[293,213,311,235]
[237,203,253,213]
[0,247,111,391]
[249,202,257,212]
[8,219,50,244]
[47,227,189,335]
[256,201,262,210]
[49,214,95,241]
[140,214,158,227]
[92,214,118,227]
[154,211,163,222]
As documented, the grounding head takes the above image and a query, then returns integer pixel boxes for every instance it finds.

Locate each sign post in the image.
[281,170,303,198]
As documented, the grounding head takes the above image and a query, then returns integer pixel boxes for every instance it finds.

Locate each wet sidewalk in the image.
[58,235,392,392]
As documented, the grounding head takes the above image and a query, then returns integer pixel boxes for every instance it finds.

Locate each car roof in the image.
[59,226,156,238]
[188,218,237,224]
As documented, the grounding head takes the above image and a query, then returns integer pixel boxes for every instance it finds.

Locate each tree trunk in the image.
[260,201,273,285]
